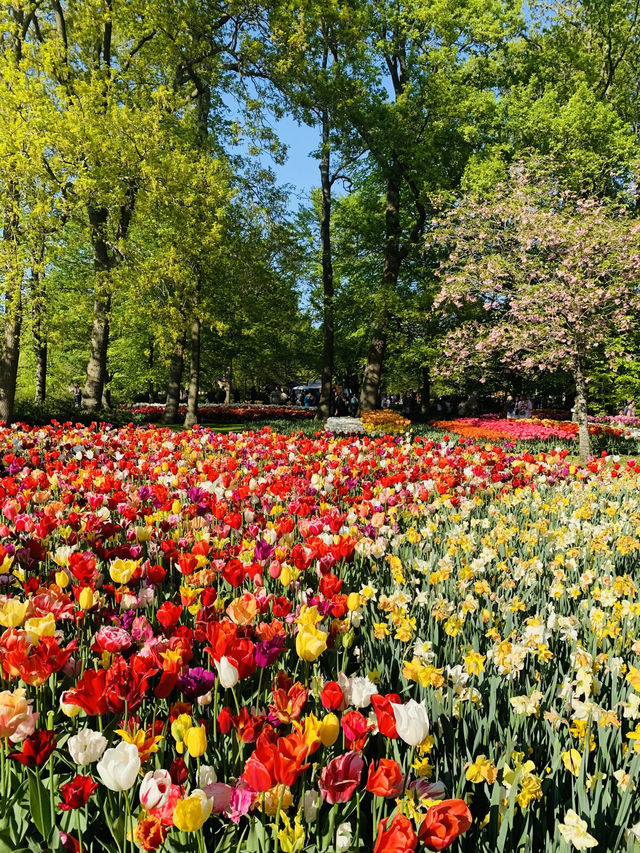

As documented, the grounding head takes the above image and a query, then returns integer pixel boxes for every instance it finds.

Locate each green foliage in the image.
[0,0,639,417]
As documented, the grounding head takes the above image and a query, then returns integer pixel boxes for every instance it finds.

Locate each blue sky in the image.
[263,113,321,203]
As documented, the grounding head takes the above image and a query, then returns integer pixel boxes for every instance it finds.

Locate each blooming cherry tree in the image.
[432,167,640,460]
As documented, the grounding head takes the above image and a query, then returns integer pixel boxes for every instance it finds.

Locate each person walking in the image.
[69,384,81,408]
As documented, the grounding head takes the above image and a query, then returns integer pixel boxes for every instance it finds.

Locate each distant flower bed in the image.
[431,417,625,442]
[124,403,316,422]
[361,409,412,435]
[592,415,640,428]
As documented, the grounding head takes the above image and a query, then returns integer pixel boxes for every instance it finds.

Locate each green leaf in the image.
[27,773,52,841]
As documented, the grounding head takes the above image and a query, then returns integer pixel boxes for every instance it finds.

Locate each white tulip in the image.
[67,728,108,765]
[336,822,353,852]
[348,676,378,709]
[391,699,430,747]
[96,741,141,791]
[197,764,217,789]
[304,790,320,822]
[139,769,171,810]
[215,656,239,689]
[411,779,446,800]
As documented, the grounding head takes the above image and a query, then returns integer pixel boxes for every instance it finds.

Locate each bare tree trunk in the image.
[147,338,154,403]
[360,170,402,411]
[224,358,233,404]
[32,268,47,404]
[360,332,386,411]
[420,365,430,417]
[0,282,21,424]
[162,333,185,424]
[83,289,111,410]
[83,178,136,410]
[184,318,200,428]
[83,206,112,410]
[318,104,334,421]
[573,353,590,463]
[0,179,22,424]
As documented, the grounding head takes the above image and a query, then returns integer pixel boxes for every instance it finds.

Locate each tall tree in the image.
[324,0,520,409]
[265,2,363,419]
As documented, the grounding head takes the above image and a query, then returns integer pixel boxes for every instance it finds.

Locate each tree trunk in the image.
[224,358,233,404]
[147,338,154,403]
[0,282,21,424]
[573,354,590,463]
[162,333,185,424]
[83,206,112,410]
[83,290,111,410]
[420,365,430,417]
[360,332,386,411]
[32,268,47,405]
[318,105,334,421]
[0,11,26,424]
[360,170,402,411]
[0,179,22,424]
[184,318,200,428]
[83,182,136,410]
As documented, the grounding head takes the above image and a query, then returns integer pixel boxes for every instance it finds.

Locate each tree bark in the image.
[0,281,21,424]
[31,268,47,404]
[0,183,22,424]
[360,169,402,411]
[82,176,136,408]
[162,333,185,424]
[0,18,25,424]
[184,318,200,428]
[83,206,112,410]
[318,104,334,421]
[573,353,590,463]
[224,358,233,404]
[420,365,430,417]
[83,288,111,410]
[147,338,154,403]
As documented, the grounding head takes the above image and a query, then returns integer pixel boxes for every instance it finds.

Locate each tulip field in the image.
[1,423,640,853]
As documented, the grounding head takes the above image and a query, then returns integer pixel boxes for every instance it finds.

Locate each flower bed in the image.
[592,415,640,428]
[431,417,625,443]
[124,404,316,422]
[361,409,412,436]
[0,424,638,851]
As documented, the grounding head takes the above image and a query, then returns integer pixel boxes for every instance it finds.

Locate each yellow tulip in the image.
[0,599,27,628]
[184,724,207,758]
[109,558,139,585]
[24,613,56,644]
[173,790,212,832]
[55,570,70,589]
[277,813,305,853]
[171,713,193,754]
[135,526,153,542]
[0,554,14,574]
[78,586,94,610]
[295,625,327,662]
[347,592,361,612]
[318,713,340,747]
[280,565,292,587]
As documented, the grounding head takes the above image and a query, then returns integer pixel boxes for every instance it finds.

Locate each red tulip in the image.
[372,693,402,738]
[366,759,404,798]
[58,774,98,810]
[320,680,346,711]
[10,729,57,766]
[418,799,472,851]
[318,751,364,804]
[374,814,417,853]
